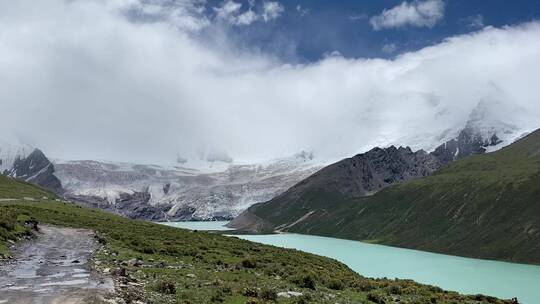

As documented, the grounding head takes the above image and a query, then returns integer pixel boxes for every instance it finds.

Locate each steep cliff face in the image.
[431,127,501,164]
[0,142,63,194]
[8,149,63,194]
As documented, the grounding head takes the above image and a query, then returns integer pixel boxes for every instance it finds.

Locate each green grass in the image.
[0,174,53,199]
[0,175,513,303]
[0,175,54,255]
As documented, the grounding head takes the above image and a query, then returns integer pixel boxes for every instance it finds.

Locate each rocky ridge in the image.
[229,101,528,231]
[0,141,63,194]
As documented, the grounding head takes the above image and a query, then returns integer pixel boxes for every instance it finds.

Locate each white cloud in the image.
[126,0,210,31]
[296,5,309,17]
[1,0,539,165]
[214,0,242,23]
[262,1,284,22]
[349,13,368,21]
[213,0,284,26]
[382,43,397,53]
[323,50,343,58]
[463,14,485,29]
[370,0,445,30]
[236,10,258,25]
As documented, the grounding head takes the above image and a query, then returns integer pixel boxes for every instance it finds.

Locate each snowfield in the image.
[53,153,323,220]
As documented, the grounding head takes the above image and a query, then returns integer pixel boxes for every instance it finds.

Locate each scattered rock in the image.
[277,291,303,298]
[186,274,196,278]
[71,260,80,264]
[127,259,143,267]
[116,267,127,277]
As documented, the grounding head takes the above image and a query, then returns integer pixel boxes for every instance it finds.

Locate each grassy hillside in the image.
[0,174,54,200]
[0,177,513,303]
[258,130,540,264]
[228,146,440,232]
[0,174,56,255]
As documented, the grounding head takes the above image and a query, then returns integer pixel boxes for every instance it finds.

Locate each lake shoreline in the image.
[162,221,540,303]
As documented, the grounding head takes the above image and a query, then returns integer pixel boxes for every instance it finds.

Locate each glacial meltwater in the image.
[162,221,540,303]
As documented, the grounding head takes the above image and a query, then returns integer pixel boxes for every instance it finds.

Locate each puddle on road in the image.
[0,226,114,303]
[40,279,88,287]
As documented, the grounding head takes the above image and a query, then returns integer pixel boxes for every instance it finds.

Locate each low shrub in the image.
[241,259,257,269]
[260,288,277,301]
[153,280,176,294]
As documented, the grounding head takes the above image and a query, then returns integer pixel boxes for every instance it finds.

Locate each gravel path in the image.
[0,225,114,304]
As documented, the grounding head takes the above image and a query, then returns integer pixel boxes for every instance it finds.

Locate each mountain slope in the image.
[0,174,511,303]
[0,174,55,200]
[0,141,62,194]
[229,146,442,231]
[239,129,540,264]
[431,100,522,165]
[9,149,63,194]
[229,103,527,232]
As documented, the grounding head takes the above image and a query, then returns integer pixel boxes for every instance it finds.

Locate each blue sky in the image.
[201,0,540,62]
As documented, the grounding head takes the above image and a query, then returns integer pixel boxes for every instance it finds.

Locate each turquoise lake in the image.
[163,221,540,303]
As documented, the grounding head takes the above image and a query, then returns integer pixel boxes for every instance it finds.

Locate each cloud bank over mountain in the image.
[0,0,539,164]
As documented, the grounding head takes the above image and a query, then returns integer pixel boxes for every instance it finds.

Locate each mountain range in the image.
[0,101,531,225]
[0,142,322,221]
[229,101,526,230]
[53,153,321,221]
[229,123,540,264]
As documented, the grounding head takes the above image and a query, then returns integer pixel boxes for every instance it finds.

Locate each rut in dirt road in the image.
[0,225,114,304]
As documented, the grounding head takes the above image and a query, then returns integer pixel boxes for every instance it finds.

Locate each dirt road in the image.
[0,225,114,304]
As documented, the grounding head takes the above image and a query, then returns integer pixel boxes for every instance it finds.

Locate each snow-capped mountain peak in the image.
[0,137,33,173]
[431,100,525,164]
[464,99,520,145]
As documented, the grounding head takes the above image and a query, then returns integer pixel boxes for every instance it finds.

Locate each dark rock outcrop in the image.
[432,100,519,165]
[229,146,442,231]
[7,149,63,194]
[431,127,502,165]
[65,191,213,222]
[290,145,442,199]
